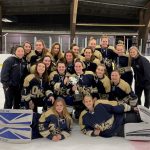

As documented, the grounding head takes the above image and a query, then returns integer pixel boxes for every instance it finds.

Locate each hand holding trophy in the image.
[69,76,83,102]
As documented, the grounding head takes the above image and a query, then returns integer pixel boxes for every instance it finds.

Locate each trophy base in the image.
[74,94,83,102]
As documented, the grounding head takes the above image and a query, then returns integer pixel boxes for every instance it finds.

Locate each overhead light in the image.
[2,18,13,22]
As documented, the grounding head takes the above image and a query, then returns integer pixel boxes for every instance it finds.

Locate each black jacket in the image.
[131,55,150,87]
[1,55,27,88]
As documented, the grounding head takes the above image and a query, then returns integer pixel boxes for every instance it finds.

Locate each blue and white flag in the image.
[0,109,33,125]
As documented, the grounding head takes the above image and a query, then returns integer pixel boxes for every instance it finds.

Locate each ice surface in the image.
[0,84,150,150]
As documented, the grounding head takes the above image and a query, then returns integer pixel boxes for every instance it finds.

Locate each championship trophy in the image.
[69,76,83,102]
[104,58,112,67]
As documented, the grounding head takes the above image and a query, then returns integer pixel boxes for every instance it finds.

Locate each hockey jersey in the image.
[79,101,131,137]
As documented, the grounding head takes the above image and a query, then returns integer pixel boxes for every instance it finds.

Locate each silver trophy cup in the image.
[69,76,83,102]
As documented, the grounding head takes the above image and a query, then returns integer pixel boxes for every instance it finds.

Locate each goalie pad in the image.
[125,122,150,141]
[0,124,31,143]
[138,105,150,123]
[0,109,33,125]
[0,109,33,143]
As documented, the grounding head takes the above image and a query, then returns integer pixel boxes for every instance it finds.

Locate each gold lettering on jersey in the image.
[31,86,44,98]
[94,115,114,131]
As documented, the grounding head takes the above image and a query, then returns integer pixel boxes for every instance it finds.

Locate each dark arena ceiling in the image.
[1,0,150,33]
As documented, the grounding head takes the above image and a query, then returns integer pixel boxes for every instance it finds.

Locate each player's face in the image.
[101,38,108,48]
[72,46,79,55]
[83,97,94,110]
[111,71,120,83]
[23,43,31,54]
[84,49,92,60]
[35,42,44,52]
[15,47,24,59]
[66,53,73,63]
[53,45,60,55]
[55,101,64,113]
[57,63,66,74]
[96,66,105,77]
[43,57,51,68]
[116,45,125,55]
[88,39,96,49]
[37,63,46,75]
[129,48,138,58]
[74,62,84,74]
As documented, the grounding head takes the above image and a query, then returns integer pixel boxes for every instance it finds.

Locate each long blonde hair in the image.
[52,97,73,127]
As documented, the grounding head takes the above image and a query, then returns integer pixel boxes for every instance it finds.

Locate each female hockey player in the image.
[23,41,32,63]
[29,39,50,67]
[109,70,137,106]
[22,62,54,112]
[64,51,76,74]
[22,41,33,74]
[39,97,73,141]
[81,46,100,73]
[50,42,64,63]
[30,55,56,75]
[80,37,102,61]
[96,35,117,78]
[94,64,111,99]
[70,59,97,118]
[79,95,150,139]
[114,42,133,86]
[70,43,83,60]
[49,61,73,108]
